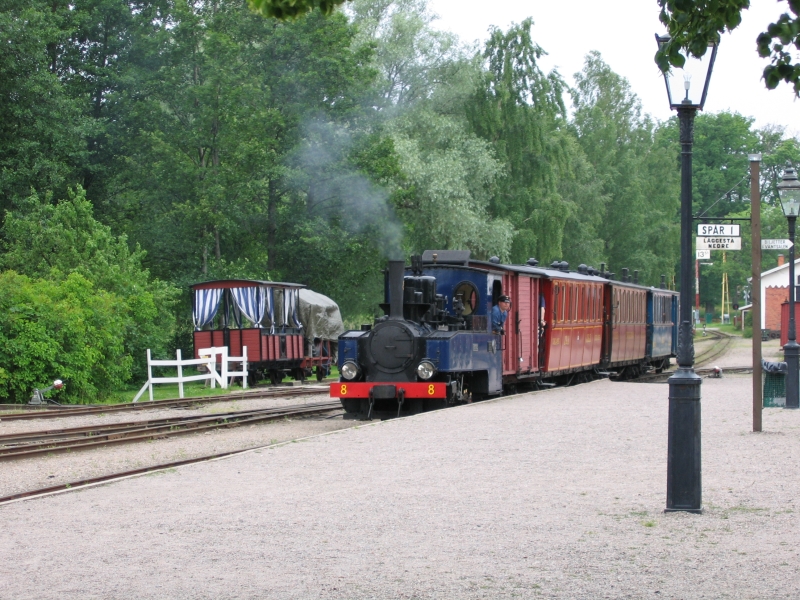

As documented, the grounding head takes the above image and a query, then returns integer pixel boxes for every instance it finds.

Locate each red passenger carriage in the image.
[469,258,660,384]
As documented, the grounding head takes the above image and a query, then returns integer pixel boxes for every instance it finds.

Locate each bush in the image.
[0,271,132,403]
[1,187,179,381]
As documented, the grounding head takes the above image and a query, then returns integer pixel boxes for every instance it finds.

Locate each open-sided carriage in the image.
[191,279,344,385]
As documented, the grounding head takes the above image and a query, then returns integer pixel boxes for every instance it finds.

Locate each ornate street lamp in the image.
[778,164,800,409]
[656,34,718,513]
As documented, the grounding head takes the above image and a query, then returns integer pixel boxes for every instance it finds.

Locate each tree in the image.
[103,4,376,284]
[348,0,463,106]
[1,187,178,380]
[0,0,90,210]
[466,19,572,264]
[571,51,680,285]
[656,0,800,94]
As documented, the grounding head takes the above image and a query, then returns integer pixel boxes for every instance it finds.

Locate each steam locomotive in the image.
[330,250,678,419]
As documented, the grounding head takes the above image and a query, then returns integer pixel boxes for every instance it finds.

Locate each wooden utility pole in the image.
[750,154,762,432]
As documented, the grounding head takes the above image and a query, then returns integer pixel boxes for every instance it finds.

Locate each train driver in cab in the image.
[492,295,512,335]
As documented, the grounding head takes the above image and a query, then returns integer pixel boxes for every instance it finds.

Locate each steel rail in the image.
[0,385,328,421]
[0,401,342,460]
[0,401,340,445]
[694,329,735,367]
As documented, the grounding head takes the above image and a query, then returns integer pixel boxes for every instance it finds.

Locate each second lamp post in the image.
[779,164,800,409]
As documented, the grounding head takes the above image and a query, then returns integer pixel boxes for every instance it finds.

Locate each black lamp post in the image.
[656,34,718,513]
[778,164,800,409]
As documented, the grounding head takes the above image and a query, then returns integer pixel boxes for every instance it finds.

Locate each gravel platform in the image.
[1,375,799,599]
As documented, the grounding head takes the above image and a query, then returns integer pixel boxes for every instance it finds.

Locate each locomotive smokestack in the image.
[388,260,405,320]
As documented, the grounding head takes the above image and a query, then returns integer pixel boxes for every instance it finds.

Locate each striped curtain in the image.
[231,287,265,327]
[284,288,303,329]
[193,289,222,330]
[265,287,275,333]
[228,293,242,329]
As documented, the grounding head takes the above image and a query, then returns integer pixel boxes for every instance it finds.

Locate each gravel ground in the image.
[0,392,350,498]
[2,369,799,599]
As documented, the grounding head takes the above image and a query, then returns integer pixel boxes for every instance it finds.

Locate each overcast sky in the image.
[427,0,799,134]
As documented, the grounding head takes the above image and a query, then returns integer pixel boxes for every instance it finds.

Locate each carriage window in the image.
[556,286,562,323]
[569,285,575,322]
[573,285,578,322]
[453,281,479,316]
[595,286,599,322]
[567,285,572,322]
[626,291,630,323]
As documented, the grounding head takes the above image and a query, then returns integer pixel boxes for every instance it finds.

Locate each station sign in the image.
[761,239,793,250]
[696,237,742,250]
[696,249,711,260]
[697,224,740,237]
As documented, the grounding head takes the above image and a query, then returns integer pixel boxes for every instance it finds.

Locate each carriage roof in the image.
[419,250,658,288]
[190,279,306,291]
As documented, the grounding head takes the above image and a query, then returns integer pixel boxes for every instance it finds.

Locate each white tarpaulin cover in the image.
[298,289,345,341]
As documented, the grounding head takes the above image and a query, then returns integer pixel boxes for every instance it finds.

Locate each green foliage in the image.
[657,0,800,96]
[248,0,349,19]
[466,19,571,264]
[0,1,91,209]
[0,187,178,380]
[104,5,377,291]
[0,271,131,403]
[571,52,680,285]
[756,3,800,92]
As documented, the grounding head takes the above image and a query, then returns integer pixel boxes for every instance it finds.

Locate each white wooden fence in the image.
[132,346,249,403]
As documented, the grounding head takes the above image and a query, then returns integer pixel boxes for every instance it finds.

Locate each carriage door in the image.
[508,275,534,374]
[602,285,614,364]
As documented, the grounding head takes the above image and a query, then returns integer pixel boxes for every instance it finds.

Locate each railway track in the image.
[0,384,329,421]
[0,399,345,505]
[694,328,736,367]
[0,400,342,460]
[629,330,741,383]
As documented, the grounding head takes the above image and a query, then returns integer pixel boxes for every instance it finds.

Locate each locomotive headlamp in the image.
[416,360,436,380]
[340,361,361,381]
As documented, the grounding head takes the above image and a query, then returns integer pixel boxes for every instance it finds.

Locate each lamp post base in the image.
[666,367,702,512]
[785,340,800,409]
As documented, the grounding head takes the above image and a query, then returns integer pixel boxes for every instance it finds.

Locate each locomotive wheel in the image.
[269,370,283,385]
[316,367,325,382]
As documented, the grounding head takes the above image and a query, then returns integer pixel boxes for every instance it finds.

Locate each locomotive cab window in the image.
[453,281,479,316]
